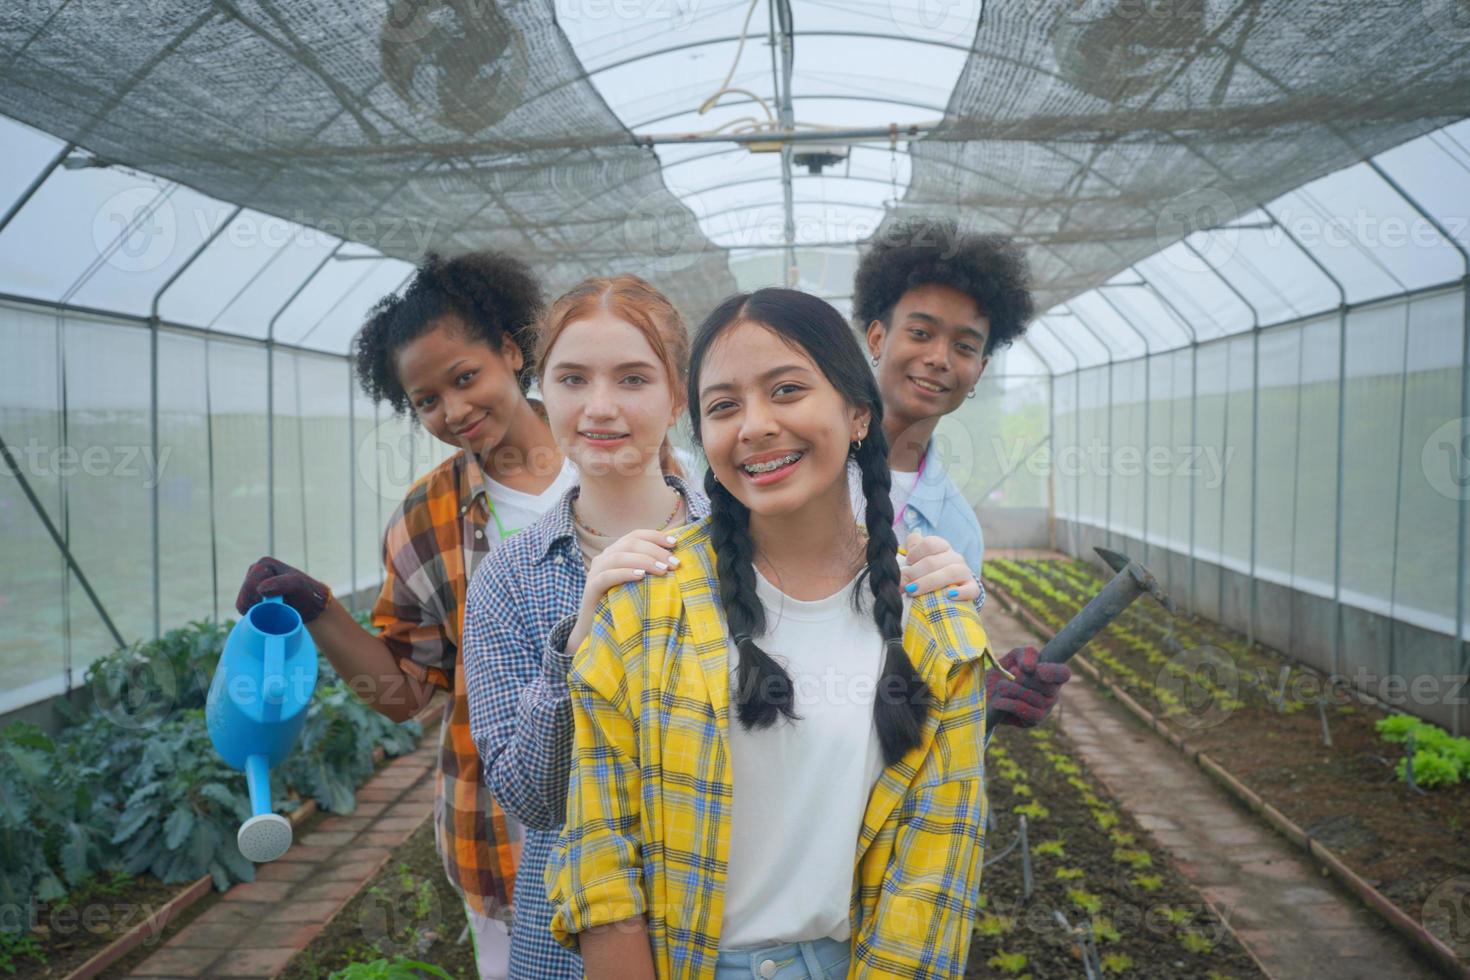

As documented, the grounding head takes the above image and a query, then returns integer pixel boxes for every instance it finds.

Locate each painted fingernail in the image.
[634,569,645,578]
[667,556,680,567]
[655,562,668,571]
[905,583,917,593]
[948,589,959,599]
[665,535,677,544]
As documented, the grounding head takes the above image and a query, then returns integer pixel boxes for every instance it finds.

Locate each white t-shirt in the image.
[846,459,921,529]
[481,456,579,543]
[721,567,888,949]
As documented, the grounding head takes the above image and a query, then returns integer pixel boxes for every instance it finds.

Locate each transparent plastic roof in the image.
[1043,123,1470,369]
[1,3,1468,365]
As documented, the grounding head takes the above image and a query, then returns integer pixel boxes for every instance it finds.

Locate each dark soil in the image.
[967,720,1264,979]
[988,557,1470,968]
[279,818,476,980]
[5,871,187,978]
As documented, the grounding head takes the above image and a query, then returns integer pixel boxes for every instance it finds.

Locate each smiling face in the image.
[396,315,528,457]
[540,311,681,477]
[698,319,869,518]
[866,282,991,431]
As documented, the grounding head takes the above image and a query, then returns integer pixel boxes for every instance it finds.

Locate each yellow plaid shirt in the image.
[549,519,998,978]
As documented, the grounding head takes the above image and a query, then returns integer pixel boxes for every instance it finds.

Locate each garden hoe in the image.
[987,547,1174,732]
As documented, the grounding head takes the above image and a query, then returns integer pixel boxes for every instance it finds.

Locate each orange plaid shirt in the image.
[373,449,520,917]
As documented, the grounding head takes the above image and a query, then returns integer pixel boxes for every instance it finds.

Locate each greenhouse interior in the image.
[2,1,1469,978]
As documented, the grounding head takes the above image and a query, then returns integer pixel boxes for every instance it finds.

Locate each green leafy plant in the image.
[1396,750,1462,788]
[1090,916,1121,943]
[0,617,423,921]
[1067,888,1103,914]
[328,956,453,979]
[987,950,1029,974]
[976,914,1014,937]
[1180,929,1214,954]
[0,932,48,975]
[1377,714,1470,788]
[1112,848,1153,870]
[1101,952,1134,974]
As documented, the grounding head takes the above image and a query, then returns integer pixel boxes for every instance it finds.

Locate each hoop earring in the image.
[967,387,977,399]
[870,355,880,367]
[851,435,864,454]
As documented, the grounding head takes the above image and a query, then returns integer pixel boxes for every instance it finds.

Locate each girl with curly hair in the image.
[233,250,574,979]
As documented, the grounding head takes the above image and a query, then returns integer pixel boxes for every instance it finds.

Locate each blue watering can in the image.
[206,596,318,862]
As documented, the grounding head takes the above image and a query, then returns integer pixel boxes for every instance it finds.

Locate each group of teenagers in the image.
[235,216,1073,979]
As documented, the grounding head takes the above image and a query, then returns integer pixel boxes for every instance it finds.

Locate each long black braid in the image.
[689,289,931,765]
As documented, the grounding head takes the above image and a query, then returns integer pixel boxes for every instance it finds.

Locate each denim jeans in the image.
[713,937,850,979]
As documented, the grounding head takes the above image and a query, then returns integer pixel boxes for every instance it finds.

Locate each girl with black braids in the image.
[549,288,1004,979]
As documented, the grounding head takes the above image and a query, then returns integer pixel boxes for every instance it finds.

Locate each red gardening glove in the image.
[235,556,331,624]
[986,646,1071,728]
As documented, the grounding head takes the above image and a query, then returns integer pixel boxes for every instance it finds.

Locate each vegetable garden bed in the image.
[986,557,1470,972]
[279,818,475,980]
[0,619,425,978]
[968,722,1264,979]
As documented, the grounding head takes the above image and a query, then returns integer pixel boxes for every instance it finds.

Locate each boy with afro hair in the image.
[849,215,1035,578]
[849,218,1070,733]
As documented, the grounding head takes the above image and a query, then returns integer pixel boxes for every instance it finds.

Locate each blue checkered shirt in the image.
[462,475,709,978]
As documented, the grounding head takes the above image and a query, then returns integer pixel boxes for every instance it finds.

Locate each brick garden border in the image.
[988,582,1470,980]
[63,697,446,980]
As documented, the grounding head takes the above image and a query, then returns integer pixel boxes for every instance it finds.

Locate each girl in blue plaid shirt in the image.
[463,275,708,977]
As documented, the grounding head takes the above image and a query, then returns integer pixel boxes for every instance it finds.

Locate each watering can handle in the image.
[260,597,287,718]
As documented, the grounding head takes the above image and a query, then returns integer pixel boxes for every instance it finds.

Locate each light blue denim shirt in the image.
[848,439,986,582]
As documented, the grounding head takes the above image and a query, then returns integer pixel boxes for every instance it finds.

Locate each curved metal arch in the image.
[1181,238,1260,333]
[1089,285,1155,355]
[585,30,975,81]
[1030,317,1083,374]
[1118,269,1199,345]
[1059,304,1120,368]
[583,31,1072,91]
[682,172,905,199]
[696,197,888,225]
[1014,335,1058,375]
[629,92,949,131]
